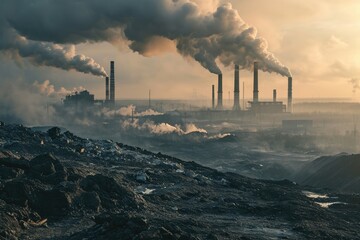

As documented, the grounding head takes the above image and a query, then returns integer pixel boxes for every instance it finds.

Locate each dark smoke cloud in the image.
[0,0,291,76]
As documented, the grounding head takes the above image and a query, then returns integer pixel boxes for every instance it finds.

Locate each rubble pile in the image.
[0,124,360,239]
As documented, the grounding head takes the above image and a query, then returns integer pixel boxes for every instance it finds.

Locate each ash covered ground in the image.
[1,122,360,239]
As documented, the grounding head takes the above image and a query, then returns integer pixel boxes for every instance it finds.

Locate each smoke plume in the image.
[33,80,86,98]
[122,119,207,135]
[0,0,291,77]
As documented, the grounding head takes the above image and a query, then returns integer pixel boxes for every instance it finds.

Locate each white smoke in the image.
[33,80,86,98]
[122,119,207,135]
[104,105,163,118]
[0,0,291,77]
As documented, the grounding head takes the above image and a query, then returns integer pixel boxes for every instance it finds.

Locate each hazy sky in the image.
[1,0,360,101]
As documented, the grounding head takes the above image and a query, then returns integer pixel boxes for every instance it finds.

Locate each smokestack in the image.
[273,89,277,102]
[233,65,241,110]
[253,62,259,103]
[217,74,223,109]
[110,61,115,104]
[105,77,109,101]
[288,77,293,113]
[212,85,215,109]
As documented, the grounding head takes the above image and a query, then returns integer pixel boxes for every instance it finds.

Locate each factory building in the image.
[248,62,288,114]
[63,90,95,107]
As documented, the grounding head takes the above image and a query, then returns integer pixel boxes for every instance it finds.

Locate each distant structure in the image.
[149,89,151,109]
[249,62,286,114]
[273,89,277,102]
[288,77,293,113]
[233,64,241,110]
[217,74,223,109]
[105,77,109,101]
[253,62,259,103]
[110,61,115,105]
[212,84,215,109]
[64,90,95,108]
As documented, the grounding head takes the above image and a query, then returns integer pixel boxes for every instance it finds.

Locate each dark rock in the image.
[31,189,72,217]
[1,180,34,206]
[78,191,101,212]
[0,166,23,180]
[79,174,137,209]
[0,151,29,170]
[28,154,67,184]
[0,121,5,127]
[47,127,61,139]
[0,157,30,170]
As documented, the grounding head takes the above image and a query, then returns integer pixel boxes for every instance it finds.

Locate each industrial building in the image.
[211,62,292,114]
[63,90,95,107]
[248,61,288,114]
[64,61,117,109]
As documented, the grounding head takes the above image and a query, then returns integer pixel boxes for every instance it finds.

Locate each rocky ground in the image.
[0,122,360,239]
[294,153,360,193]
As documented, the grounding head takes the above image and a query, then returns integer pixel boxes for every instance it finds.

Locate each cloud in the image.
[0,0,290,77]
[33,80,86,98]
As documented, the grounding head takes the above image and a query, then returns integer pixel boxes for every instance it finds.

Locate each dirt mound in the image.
[294,154,360,193]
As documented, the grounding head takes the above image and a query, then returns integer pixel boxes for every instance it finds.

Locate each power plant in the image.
[63,59,293,116]
[64,61,117,108]
[209,62,293,114]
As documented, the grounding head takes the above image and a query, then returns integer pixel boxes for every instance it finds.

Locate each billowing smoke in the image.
[0,0,291,77]
[103,105,163,118]
[122,119,207,135]
[0,16,107,77]
[33,80,86,98]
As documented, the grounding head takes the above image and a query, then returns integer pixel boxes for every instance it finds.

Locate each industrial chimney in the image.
[288,77,293,113]
[233,65,241,110]
[110,61,115,105]
[217,74,223,109]
[253,62,259,103]
[105,77,109,101]
[273,89,277,102]
[212,84,215,109]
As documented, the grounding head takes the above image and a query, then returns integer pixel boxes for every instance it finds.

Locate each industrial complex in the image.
[63,61,293,116]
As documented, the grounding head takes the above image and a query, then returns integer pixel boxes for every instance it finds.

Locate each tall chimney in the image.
[212,84,215,109]
[288,77,293,113]
[217,74,223,109]
[273,89,277,102]
[233,65,241,110]
[105,77,109,101]
[253,62,259,102]
[110,61,115,104]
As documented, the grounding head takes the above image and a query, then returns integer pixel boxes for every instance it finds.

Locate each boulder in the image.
[47,127,61,139]
[28,154,67,184]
